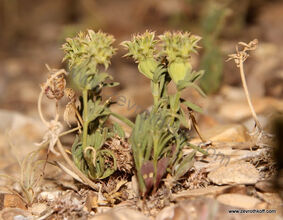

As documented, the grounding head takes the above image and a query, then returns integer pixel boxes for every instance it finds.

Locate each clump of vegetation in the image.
[35,29,207,200]
[0,148,44,206]
[122,31,207,197]
[62,30,133,180]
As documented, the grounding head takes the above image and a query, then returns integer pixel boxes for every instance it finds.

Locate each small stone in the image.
[0,208,31,220]
[208,161,259,185]
[29,203,47,216]
[172,186,231,200]
[85,191,98,212]
[219,98,283,122]
[202,124,250,143]
[38,191,61,202]
[217,194,261,209]
[3,194,26,210]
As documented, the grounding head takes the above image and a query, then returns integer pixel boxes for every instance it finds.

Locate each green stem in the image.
[170,91,181,127]
[188,143,208,155]
[82,89,89,151]
[151,81,159,111]
[153,136,159,192]
[110,111,134,128]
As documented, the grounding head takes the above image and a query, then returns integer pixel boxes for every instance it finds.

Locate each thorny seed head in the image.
[159,31,201,64]
[121,30,158,63]
[62,30,116,72]
[227,39,258,67]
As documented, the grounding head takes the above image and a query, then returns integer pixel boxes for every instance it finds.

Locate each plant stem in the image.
[152,136,159,193]
[239,59,262,131]
[82,89,89,151]
[56,140,98,190]
[151,81,159,111]
[59,126,81,137]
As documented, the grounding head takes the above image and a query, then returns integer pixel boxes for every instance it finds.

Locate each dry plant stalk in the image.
[227,39,263,132]
[37,65,98,190]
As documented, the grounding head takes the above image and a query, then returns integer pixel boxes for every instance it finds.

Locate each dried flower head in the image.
[227,39,258,67]
[42,71,66,100]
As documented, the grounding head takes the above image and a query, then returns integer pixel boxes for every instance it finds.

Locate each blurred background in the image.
[0,0,282,123]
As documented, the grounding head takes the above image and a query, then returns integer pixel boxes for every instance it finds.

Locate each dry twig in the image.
[227,39,262,132]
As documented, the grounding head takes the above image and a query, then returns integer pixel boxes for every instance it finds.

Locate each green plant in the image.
[122,31,207,197]
[199,0,230,94]
[62,30,133,180]
[0,148,44,206]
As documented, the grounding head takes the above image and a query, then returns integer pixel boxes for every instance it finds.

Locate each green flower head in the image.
[159,32,201,84]
[121,30,158,63]
[159,31,201,63]
[121,31,159,80]
[62,30,116,72]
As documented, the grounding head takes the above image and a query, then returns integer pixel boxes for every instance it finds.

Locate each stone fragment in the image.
[29,203,47,216]
[172,186,231,200]
[208,161,259,185]
[3,194,26,210]
[0,208,32,220]
[217,193,261,209]
[202,124,250,143]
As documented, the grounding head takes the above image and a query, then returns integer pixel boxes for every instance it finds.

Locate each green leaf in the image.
[87,72,112,90]
[96,149,117,179]
[183,100,203,113]
[113,122,125,139]
[152,65,166,83]
[177,108,191,129]
[71,137,88,174]
[174,151,195,180]
[187,82,207,97]
[188,143,208,155]
[169,93,181,113]
[176,79,190,91]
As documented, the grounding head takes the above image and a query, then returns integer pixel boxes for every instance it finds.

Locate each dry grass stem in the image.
[37,66,98,190]
[227,39,263,132]
[56,140,98,190]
